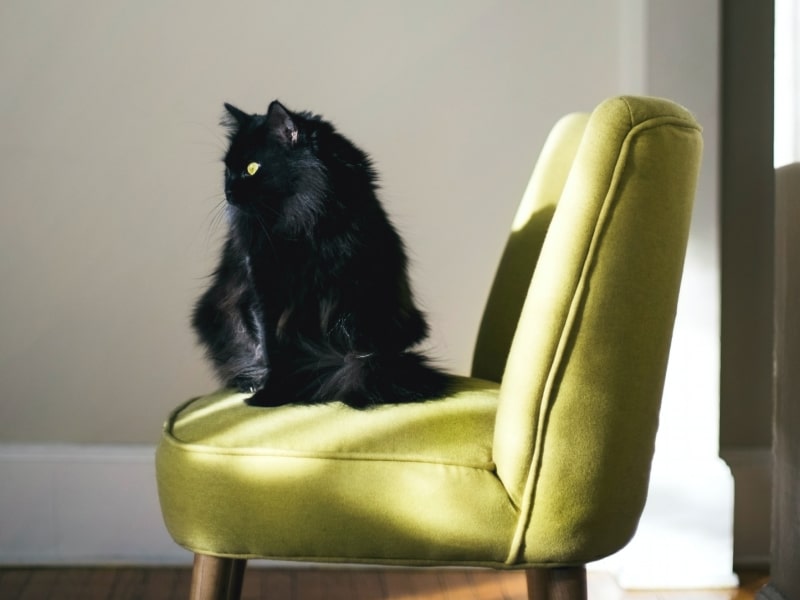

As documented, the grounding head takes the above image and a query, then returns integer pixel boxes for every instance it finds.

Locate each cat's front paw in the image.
[228,374,267,394]
[245,386,291,408]
[243,374,302,407]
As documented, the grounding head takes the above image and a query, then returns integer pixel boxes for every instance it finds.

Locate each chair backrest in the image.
[490,96,703,563]
[472,113,590,383]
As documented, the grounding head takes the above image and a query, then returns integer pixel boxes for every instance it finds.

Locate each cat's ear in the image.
[266,100,299,147]
[222,103,251,132]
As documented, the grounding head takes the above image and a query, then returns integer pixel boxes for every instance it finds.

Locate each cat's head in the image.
[221,100,379,238]
[221,100,331,234]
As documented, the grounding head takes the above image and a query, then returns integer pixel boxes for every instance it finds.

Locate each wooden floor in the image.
[0,567,768,600]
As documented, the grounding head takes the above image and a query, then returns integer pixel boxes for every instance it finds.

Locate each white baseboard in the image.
[0,444,191,565]
[720,447,773,567]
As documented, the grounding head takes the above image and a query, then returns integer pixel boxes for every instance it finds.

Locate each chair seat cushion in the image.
[156,376,520,566]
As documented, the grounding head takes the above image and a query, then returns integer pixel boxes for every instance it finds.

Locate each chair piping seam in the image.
[159,430,497,471]
[503,115,700,564]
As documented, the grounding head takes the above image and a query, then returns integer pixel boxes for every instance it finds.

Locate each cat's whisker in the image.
[198,197,229,249]
[205,199,227,226]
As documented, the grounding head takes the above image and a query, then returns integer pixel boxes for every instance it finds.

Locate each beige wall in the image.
[0,1,626,443]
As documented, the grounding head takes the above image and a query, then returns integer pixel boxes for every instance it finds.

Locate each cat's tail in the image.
[292,343,452,408]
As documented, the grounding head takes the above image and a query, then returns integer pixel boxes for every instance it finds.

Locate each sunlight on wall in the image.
[775,0,800,167]
[589,0,737,589]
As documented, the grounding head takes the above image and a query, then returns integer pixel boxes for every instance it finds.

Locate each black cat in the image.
[192,100,450,408]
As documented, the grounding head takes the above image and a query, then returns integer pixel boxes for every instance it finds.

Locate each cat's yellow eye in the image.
[246,162,261,176]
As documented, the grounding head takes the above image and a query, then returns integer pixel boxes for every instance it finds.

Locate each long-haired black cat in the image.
[192,99,450,408]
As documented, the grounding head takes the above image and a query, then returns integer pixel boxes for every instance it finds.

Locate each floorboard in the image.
[0,567,768,600]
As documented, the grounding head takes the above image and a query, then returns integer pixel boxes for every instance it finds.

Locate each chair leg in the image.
[189,553,247,600]
[224,558,246,600]
[526,566,587,600]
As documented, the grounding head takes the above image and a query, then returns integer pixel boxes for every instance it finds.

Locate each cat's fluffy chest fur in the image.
[192,100,449,407]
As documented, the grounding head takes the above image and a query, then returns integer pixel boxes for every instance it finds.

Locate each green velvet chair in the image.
[156,96,703,600]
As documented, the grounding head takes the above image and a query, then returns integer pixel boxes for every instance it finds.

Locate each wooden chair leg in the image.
[190,553,247,600]
[225,558,246,600]
[526,566,587,600]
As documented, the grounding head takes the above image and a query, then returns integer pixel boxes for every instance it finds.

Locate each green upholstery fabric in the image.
[494,96,702,563]
[158,377,517,565]
[473,112,590,383]
[156,96,702,569]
